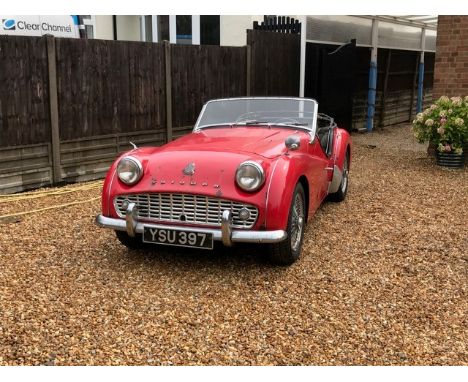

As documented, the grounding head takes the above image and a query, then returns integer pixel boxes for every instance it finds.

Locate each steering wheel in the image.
[273,117,301,125]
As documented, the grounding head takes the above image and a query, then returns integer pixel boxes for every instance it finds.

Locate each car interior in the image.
[316,113,336,157]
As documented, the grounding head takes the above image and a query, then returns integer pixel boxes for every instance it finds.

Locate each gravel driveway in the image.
[0,124,466,365]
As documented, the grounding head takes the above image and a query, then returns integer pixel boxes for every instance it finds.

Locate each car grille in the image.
[114,193,258,229]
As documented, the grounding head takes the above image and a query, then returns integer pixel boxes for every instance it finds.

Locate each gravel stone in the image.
[0,124,466,365]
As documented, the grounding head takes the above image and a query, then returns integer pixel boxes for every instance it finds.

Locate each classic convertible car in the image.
[96,97,351,265]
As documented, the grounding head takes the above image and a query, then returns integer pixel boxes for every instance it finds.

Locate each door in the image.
[305,40,357,132]
[307,139,330,213]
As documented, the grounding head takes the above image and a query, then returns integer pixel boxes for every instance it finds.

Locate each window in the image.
[200,16,220,45]
[158,15,170,41]
[176,15,192,44]
[81,15,95,39]
[85,25,94,39]
[144,15,153,42]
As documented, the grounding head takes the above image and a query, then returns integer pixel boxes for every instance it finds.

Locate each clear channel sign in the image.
[0,15,79,38]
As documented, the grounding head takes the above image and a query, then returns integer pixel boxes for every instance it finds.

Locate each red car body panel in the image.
[101,125,351,231]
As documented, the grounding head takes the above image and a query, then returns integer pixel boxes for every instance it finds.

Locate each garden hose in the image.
[0,197,100,220]
[0,183,102,204]
[0,181,103,202]
[0,180,102,197]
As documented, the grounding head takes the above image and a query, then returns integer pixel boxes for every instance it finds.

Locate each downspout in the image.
[299,16,307,97]
[417,28,426,113]
[366,61,377,132]
[113,15,117,40]
[366,19,378,132]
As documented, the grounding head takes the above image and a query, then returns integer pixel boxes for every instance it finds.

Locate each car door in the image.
[306,137,330,212]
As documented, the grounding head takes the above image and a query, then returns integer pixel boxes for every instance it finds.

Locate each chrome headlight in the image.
[117,156,143,185]
[235,161,265,192]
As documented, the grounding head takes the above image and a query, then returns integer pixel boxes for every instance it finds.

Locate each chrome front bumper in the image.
[95,203,287,246]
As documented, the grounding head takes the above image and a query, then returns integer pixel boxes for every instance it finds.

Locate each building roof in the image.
[372,15,438,30]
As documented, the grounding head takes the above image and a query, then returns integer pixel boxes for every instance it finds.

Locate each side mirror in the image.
[285,135,301,151]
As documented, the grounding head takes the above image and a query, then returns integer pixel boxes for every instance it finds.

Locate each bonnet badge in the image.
[183,162,195,176]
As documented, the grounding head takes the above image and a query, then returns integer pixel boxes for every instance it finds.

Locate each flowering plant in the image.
[412,95,468,154]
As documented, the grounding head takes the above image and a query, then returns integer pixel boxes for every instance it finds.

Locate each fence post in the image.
[164,41,173,142]
[246,30,254,96]
[246,45,251,96]
[46,35,62,184]
[410,53,420,120]
[379,49,392,127]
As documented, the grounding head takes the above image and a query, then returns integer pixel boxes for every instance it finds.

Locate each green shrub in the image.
[412,96,468,154]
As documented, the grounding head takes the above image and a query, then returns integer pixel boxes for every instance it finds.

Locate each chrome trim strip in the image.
[95,215,287,244]
[193,102,208,132]
[265,159,280,228]
[310,99,318,143]
[106,168,117,216]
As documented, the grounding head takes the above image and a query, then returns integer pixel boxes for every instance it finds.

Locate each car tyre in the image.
[114,230,145,250]
[329,149,349,202]
[267,183,306,265]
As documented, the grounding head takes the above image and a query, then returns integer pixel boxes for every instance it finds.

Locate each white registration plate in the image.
[142,226,214,250]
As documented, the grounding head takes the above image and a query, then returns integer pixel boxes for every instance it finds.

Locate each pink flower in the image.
[440,117,447,125]
[444,144,452,152]
[437,127,445,135]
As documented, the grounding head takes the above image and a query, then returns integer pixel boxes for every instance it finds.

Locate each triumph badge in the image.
[183,162,195,176]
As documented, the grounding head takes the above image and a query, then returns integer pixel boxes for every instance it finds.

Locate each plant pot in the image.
[427,142,436,156]
[435,151,466,168]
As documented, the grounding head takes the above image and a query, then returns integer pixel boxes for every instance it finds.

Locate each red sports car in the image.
[96,97,351,265]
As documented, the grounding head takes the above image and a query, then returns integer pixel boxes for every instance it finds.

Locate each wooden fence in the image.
[351,48,435,130]
[247,30,300,97]
[253,16,301,34]
[0,31,299,194]
[0,36,51,147]
[1,31,431,194]
[170,44,247,134]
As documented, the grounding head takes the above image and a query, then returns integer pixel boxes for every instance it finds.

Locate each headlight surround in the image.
[117,156,143,185]
[235,161,265,192]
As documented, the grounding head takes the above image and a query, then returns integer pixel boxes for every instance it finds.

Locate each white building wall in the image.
[116,15,140,41]
[220,15,264,46]
[94,15,114,40]
[93,15,140,41]
[93,15,273,46]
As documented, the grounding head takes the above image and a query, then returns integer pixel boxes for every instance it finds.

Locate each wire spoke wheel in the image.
[267,183,306,265]
[290,192,305,251]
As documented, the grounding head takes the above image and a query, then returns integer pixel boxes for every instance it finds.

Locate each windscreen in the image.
[195,98,317,134]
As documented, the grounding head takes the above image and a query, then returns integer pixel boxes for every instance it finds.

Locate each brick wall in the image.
[433,16,468,98]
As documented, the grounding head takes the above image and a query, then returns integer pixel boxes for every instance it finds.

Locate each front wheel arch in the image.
[264,156,311,231]
[298,175,310,222]
[329,146,350,202]
[267,182,306,265]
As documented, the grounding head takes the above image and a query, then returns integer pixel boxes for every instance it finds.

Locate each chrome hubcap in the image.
[341,156,349,193]
[291,193,305,251]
